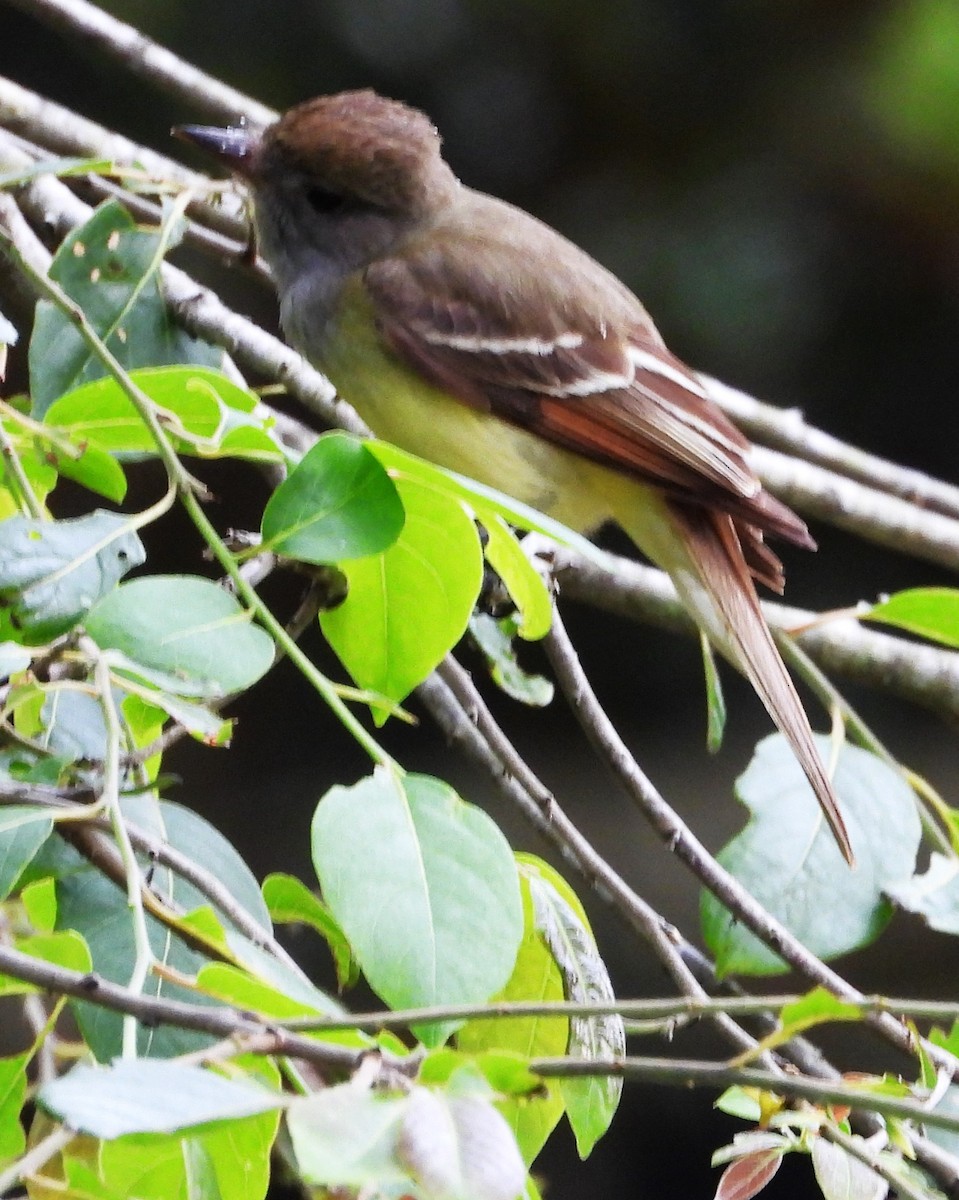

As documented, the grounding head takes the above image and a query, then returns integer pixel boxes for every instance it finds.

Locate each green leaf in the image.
[396,1086,527,1200]
[54,443,128,503]
[262,872,358,990]
[367,441,606,564]
[102,1137,226,1200]
[522,861,623,1158]
[17,930,91,974]
[867,587,959,649]
[778,987,863,1035]
[0,805,53,899]
[196,962,343,1021]
[286,1085,410,1190]
[85,575,275,698]
[40,687,107,762]
[29,201,221,417]
[0,511,145,640]
[0,642,31,676]
[931,1020,959,1058]
[320,469,483,713]
[0,931,91,997]
[887,852,959,934]
[97,1059,281,1200]
[925,1085,959,1160]
[714,1088,764,1123]
[38,1060,283,1138]
[261,432,404,563]
[22,875,57,932]
[810,1134,885,1200]
[0,155,115,188]
[46,368,217,452]
[420,1049,542,1100]
[701,631,726,753]
[117,682,232,745]
[457,867,567,1166]
[480,514,552,641]
[57,1156,126,1200]
[739,987,864,1061]
[311,767,523,1048]
[54,796,271,1060]
[45,366,281,463]
[0,441,57,520]
[0,432,57,520]
[701,735,922,976]
[288,1084,527,1200]
[0,743,66,786]
[0,1053,28,1162]
[469,614,554,707]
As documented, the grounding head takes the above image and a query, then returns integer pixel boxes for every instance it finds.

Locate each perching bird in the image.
[177,90,853,863]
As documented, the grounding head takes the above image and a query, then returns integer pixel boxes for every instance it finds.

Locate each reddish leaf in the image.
[715,1149,784,1200]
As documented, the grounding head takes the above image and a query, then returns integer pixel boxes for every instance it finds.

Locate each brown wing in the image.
[364,197,813,584]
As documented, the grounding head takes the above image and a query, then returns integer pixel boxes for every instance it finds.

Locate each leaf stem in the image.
[0,1122,77,1197]
[0,213,206,499]
[0,414,45,518]
[180,489,400,770]
[85,638,153,1058]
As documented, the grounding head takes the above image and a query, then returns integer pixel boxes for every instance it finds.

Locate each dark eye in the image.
[305,185,347,214]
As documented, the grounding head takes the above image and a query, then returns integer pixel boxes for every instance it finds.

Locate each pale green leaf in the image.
[311,768,523,1048]
[702,736,921,976]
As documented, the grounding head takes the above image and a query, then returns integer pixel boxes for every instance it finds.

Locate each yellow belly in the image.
[318,282,614,534]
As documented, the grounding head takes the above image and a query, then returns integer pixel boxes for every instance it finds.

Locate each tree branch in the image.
[530,1054,959,1135]
[3,0,275,125]
[705,374,959,522]
[546,541,959,720]
[0,942,403,1072]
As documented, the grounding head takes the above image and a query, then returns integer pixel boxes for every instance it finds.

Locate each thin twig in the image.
[53,811,305,978]
[0,403,44,517]
[0,1122,76,1197]
[530,1055,959,1134]
[278,992,959,1032]
[88,640,152,1059]
[0,75,249,243]
[752,441,959,571]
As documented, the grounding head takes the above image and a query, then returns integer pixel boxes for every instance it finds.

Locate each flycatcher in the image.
[178,90,854,863]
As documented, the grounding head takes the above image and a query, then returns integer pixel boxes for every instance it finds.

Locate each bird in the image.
[176,89,854,864]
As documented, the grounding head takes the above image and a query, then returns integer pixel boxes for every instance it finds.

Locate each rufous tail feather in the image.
[620,496,855,865]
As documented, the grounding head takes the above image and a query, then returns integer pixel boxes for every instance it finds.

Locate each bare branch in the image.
[2,0,275,125]
[752,441,959,571]
[0,942,400,1072]
[705,374,959,522]
[546,541,959,720]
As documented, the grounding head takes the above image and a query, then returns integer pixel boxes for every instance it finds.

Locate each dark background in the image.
[3,1,959,1195]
